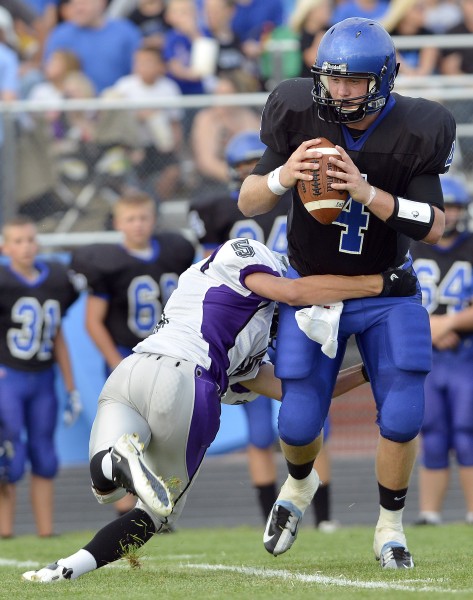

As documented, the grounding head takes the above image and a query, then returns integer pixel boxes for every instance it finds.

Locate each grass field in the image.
[2,523,472,599]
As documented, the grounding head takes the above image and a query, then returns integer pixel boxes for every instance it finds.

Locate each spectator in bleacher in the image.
[28,49,81,105]
[440,0,473,75]
[190,71,261,193]
[43,0,142,94]
[127,0,170,52]
[381,0,439,77]
[103,46,184,202]
[439,0,473,170]
[231,0,285,43]
[18,1,61,55]
[0,7,19,104]
[0,1,43,98]
[330,0,390,25]
[162,0,208,96]
[289,0,331,77]
[203,0,262,89]
[424,0,462,33]
[227,0,285,80]
[0,6,19,220]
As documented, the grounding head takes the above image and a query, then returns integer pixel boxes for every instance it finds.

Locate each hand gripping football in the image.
[297,138,349,224]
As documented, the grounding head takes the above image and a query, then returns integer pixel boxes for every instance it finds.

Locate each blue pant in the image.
[275,291,431,446]
[0,365,58,482]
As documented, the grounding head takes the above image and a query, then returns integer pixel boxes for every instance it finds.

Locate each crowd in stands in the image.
[0,0,471,218]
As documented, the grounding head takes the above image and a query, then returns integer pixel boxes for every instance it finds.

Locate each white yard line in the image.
[183,563,470,595]
[3,555,470,595]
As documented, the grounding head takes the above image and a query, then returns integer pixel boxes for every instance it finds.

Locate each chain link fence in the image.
[1,76,473,243]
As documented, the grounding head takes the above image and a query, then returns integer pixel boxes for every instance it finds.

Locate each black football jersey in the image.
[411,232,473,318]
[188,191,291,254]
[254,78,456,276]
[71,233,195,348]
[0,260,80,371]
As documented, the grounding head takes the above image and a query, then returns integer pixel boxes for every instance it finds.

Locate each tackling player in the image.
[238,18,456,568]
[0,216,82,538]
[189,130,337,529]
[411,174,473,526]
[22,237,416,582]
[71,190,195,515]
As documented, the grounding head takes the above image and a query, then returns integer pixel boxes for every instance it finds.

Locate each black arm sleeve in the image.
[252,146,288,177]
[405,173,445,212]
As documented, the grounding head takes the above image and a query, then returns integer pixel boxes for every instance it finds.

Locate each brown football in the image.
[297,137,349,224]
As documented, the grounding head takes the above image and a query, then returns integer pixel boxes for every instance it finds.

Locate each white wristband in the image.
[364,185,376,207]
[267,166,291,195]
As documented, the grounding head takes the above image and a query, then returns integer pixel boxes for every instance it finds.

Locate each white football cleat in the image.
[111,433,173,517]
[22,562,73,582]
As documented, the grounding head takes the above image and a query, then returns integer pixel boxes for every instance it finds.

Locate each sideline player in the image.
[71,190,195,515]
[189,130,337,528]
[22,237,416,582]
[0,216,82,538]
[238,18,456,568]
[411,174,473,526]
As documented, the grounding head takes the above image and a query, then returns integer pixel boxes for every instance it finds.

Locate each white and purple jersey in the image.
[134,238,283,398]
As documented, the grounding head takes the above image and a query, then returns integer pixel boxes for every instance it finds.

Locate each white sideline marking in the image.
[183,563,467,594]
[0,558,39,568]
[4,556,469,595]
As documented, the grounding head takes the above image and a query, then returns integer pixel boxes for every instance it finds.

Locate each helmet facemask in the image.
[312,58,394,124]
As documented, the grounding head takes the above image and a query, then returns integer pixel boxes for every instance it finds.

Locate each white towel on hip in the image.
[295,302,344,359]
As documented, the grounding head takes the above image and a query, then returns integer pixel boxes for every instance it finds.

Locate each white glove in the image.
[64,389,83,426]
[295,302,344,359]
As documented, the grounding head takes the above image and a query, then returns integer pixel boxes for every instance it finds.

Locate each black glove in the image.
[380,266,417,297]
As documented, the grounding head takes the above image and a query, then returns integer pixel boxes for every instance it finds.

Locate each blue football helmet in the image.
[440,175,471,235]
[441,175,470,206]
[225,131,266,167]
[311,18,399,124]
[225,131,266,197]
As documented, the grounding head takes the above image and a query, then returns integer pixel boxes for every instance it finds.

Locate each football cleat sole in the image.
[111,433,173,518]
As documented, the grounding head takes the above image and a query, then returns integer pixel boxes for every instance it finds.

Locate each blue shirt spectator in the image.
[331,0,389,25]
[231,0,284,42]
[43,0,142,93]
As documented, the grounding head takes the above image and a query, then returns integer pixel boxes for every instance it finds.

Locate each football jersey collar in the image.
[341,95,396,151]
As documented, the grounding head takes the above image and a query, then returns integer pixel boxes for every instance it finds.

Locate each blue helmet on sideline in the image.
[225,131,266,167]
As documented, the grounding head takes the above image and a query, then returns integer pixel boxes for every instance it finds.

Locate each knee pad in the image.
[454,426,473,467]
[376,303,431,442]
[30,446,58,479]
[421,430,450,469]
[278,381,326,446]
[379,370,425,442]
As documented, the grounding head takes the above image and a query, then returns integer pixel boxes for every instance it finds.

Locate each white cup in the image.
[191,37,219,77]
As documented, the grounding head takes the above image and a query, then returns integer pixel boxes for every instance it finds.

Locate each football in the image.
[297,138,349,224]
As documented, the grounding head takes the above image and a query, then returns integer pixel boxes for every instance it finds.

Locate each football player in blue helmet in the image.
[411,174,473,528]
[225,131,267,199]
[311,18,399,124]
[440,175,470,236]
[239,15,456,569]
